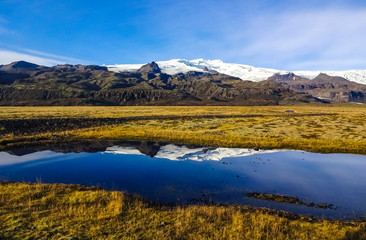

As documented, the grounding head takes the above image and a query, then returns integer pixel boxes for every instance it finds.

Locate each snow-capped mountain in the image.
[107,59,366,85]
[108,59,286,82]
[106,144,279,162]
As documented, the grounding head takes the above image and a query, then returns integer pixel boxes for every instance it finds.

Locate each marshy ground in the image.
[246,192,335,209]
[1,104,366,154]
[0,182,365,240]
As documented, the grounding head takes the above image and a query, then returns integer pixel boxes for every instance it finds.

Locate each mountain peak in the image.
[312,73,351,84]
[7,61,40,69]
[0,61,40,73]
[138,61,161,74]
[268,72,309,82]
[316,73,331,78]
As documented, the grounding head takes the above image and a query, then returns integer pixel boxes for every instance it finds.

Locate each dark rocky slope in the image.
[0,61,321,106]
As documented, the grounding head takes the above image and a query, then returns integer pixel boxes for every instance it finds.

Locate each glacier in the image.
[107,59,366,85]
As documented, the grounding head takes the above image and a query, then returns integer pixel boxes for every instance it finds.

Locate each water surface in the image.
[0,142,365,220]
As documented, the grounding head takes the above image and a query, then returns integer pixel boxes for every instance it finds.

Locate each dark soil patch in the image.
[247,192,335,209]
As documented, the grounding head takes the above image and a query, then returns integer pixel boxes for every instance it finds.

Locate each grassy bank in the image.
[1,105,366,154]
[0,182,364,240]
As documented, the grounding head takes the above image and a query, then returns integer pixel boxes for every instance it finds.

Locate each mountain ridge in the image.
[0,60,321,106]
[107,59,366,85]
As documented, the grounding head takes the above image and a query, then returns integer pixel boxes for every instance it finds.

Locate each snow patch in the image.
[107,64,144,72]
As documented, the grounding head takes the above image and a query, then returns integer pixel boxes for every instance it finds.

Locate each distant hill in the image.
[0,61,321,106]
[268,73,366,103]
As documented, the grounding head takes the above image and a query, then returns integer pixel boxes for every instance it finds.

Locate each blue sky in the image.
[0,0,365,70]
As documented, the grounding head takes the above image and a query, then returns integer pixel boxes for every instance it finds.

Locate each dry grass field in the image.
[0,182,364,240]
[1,104,365,154]
[0,104,361,119]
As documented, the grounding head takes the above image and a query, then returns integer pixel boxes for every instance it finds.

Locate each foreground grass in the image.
[1,105,366,154]
[0,182,365,240]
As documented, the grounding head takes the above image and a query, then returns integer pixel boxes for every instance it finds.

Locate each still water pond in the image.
[0,142,365,220]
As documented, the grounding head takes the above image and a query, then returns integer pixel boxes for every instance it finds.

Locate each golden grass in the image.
[1,105,366,154]
[0,182,364,240]
[65,114,366,154]
[0,104,363,119]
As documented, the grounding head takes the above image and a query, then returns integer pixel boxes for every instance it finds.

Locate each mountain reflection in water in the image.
[0,141,366,220]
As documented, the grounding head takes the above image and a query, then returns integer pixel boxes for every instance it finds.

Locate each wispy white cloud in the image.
[0,48,87,66]
[20,48,87,64]
[232,8,366,70]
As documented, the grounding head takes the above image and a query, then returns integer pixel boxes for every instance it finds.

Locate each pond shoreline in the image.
[1,181,364,239]
[0,180,363,223]
[1,143,366,220]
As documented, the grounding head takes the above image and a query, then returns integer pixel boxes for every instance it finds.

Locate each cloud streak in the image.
[0,48,87,66]
[20,48,87,64]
